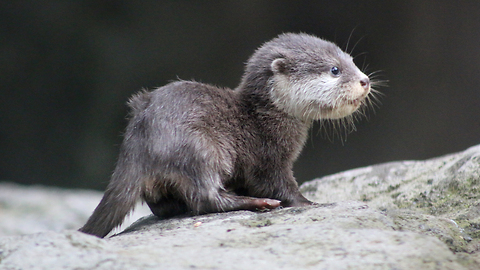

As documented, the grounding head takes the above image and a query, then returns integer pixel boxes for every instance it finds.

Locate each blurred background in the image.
[1,1,479,190]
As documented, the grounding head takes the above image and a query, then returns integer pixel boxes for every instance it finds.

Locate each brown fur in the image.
[79,33,371,238]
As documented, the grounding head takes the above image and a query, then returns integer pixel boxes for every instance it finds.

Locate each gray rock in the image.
[301,144,480,255]
[0,182,151,237]
[1,144,480,269]
[0,203,467,270]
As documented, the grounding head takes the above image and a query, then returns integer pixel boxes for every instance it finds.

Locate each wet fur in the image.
[79,33,372,238]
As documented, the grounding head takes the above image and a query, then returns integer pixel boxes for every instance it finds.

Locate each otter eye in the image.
[330,66,340,76]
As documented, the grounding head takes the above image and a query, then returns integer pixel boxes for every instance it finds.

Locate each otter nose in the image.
[360,77,370,91]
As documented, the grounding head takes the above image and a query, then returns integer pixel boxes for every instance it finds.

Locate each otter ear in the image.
[271,58,288,74]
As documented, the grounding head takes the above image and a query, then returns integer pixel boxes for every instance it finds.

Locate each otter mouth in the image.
[315,97,365,119]
[346,97,364,107]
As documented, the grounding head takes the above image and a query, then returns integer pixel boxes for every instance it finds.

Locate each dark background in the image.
[1,1,479,190]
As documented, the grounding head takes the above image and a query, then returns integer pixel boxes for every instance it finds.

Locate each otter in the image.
[79,33,373,238]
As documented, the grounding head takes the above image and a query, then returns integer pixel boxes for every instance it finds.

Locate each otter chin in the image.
[79,33,378,238]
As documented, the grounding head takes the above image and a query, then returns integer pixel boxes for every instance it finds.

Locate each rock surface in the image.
[1,144,480,269]
[301,144,480,255]
[0,183,151,237]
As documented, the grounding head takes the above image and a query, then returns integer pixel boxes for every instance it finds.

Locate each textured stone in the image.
[0,182,150,237]
[0,202,467,270]
[1,145,480,269]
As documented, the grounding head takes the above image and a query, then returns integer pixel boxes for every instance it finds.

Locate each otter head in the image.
[244,33,371,121]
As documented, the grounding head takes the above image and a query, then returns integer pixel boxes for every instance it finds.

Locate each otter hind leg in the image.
[237,197,282,210]
[146,190,281,219]
[142,172,282,219]
[214,193,281,212]
[182,185,282,215]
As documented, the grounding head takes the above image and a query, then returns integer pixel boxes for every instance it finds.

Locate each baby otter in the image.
[79,33,372,238]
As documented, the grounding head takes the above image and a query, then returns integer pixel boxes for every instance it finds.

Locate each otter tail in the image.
[78,162,143,238]
[79,90,151,238]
